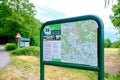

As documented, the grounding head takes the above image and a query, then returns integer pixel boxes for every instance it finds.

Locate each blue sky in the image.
[30,0,120,42]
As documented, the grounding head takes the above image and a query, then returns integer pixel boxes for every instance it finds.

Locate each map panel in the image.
[61,20,98,66]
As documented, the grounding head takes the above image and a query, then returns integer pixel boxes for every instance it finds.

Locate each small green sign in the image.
[40,15,104,80]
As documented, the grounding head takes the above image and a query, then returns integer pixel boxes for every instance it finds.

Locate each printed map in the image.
[61,20,98,66]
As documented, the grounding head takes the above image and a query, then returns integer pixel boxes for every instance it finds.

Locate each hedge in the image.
[5,43,17,51]
[10,46,40,57]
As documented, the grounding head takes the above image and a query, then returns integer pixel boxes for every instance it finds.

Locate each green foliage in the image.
[104,39,120,48]
[0,0,41,45]
[110,0,120,33]
[104,39,111,48]
[30,18,41,46]
[5,43,17,51]
[110,40,120,48]
[10,46,40,57]
[0,0,35,36]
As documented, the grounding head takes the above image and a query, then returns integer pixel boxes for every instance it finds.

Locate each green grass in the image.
[0,55,98,80]
[105,73,120,80]
[0,55,40,80]
[0,48,120,80]
[45,65,97,80]
[0,55,113,80]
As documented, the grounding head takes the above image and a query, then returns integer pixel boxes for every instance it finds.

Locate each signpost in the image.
[15,33,21,45]
[40,15,104,80]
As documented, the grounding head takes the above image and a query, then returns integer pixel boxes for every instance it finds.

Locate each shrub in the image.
[10,46,40,57]
[110,40,120,48]
[5,43,17,51]
[104,39,111,48]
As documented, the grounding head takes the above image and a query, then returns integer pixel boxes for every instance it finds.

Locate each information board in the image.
[40,15,104,80]
[18,38,30,48]
[43,20,98,66]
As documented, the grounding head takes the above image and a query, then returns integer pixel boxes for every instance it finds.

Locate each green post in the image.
[40,26,44,80]
[40,63,44,80]
[98,23,104,80]
[18,38,20,48]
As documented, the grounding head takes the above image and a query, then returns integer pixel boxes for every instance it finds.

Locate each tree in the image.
[0,0,41,46]
[1,0,35,16]
[110,40,120,48]
[110,0,120,33]
[104,39,111,48]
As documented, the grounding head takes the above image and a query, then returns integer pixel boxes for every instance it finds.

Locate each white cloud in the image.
[35,6,66,22]
[32,0,112,26]
[33,0,105,17]
[30,0,119,41]
[30,0,106,21]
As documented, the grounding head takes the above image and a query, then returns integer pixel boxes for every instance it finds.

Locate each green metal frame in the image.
[40,15,104,80]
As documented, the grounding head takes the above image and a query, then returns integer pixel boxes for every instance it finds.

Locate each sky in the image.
[30,0,120,42]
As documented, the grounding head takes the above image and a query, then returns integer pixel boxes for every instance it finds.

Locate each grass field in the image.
[0,55,40,80]
[0,48,120,80]
[104,48,119,54]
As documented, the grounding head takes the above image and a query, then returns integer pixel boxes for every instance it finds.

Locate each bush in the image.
[110,40,120,48]
[30,35,40,46]
[10,46,40,57]
[104,39,111,48]
[5,43,17,51]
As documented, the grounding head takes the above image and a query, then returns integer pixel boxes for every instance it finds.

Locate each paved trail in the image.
[0,45,10,69]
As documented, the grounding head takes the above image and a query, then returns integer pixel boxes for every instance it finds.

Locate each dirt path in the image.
[105,48,120,75]
[0,45,10,69]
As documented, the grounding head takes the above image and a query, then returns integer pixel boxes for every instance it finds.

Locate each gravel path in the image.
[0,45,10,69]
